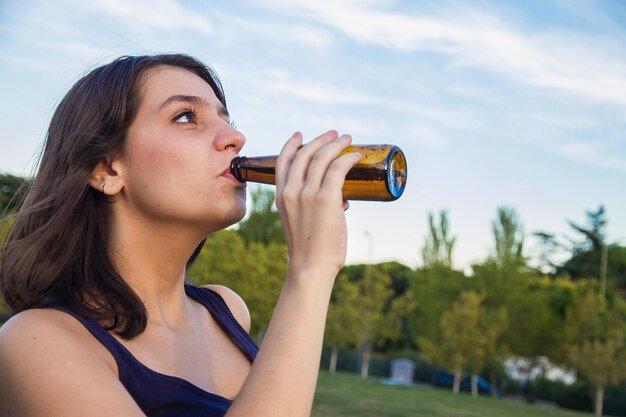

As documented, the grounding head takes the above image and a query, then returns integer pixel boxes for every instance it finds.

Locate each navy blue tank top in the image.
[44,284,258,417]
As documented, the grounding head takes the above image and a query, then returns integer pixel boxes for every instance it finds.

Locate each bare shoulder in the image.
[202,284,251,333]
[0,308,108,362]
[0,309,144,416]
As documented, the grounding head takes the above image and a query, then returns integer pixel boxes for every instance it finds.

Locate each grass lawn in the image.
[312,371,591,417]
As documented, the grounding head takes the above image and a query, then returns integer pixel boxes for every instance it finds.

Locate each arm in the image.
[0,309,146,417]
[226,130,361,417]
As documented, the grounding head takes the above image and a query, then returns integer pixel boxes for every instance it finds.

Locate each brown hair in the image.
[0,54,226,339]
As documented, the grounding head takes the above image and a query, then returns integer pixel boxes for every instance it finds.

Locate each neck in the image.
[106,210,208,327]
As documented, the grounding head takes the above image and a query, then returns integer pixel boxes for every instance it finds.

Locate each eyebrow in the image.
[157,94,230,119]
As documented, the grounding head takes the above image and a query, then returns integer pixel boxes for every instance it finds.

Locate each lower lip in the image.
[222,172,246,187]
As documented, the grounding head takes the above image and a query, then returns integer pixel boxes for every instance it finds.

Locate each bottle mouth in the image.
[385,148,407,200]
[230,156,246,182]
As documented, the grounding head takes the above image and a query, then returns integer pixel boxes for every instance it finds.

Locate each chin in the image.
[231,205,247,225]
[199,192,247,232]
[217,203,247,230]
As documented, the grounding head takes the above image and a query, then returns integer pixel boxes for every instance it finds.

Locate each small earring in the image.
[101,183,106,194]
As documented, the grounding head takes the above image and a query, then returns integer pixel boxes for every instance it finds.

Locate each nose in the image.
[215,122,246,154]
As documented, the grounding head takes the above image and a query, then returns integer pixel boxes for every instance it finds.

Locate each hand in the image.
[274,130,362,279]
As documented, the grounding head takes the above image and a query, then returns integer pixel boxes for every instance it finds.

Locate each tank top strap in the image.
[184,284,258,362]
[39,286,258,376]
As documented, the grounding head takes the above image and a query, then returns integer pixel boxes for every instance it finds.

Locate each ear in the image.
[88,157,125,196]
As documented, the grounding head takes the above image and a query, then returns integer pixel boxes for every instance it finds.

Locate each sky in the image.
[0,0,625,272]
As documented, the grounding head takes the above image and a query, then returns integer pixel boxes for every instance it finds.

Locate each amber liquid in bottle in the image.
[230,145,407,201]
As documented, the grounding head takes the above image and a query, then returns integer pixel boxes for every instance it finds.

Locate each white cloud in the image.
[528,112,597,131]
[240,87,446,149]
[386,99,481,132]
[259,0,626,107]
[73,0,214,34]
[262,80,378,105]
[558,141,626,172]
[399,124,447,149]
[36,40,116,65]
[0,38,117,79]
[290,25,336,50]
[550,0,626,30]
[253,70,382,105]
[0,52,49,73]
[233,66,476,133]
[445,83,504,107]
[215,12,336,50]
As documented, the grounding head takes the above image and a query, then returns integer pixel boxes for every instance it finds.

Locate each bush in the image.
[526,378,625,415]
[604,383,626,417]
[527,378,590,411]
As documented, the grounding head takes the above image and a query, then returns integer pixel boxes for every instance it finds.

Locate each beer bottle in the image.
[230,145,407,201]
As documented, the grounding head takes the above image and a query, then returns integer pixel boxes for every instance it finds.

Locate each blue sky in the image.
[1,0,625,272]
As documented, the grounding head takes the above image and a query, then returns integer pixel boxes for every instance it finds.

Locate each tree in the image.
[567,205,607,253]
[556,206,626,292]
[0,214,13,247]
[376,290,418,353]
[353,266,393,379]
[472,258,575,399]
[565,291,626,416]
[410,264,471,347]
[325,276,361,374]
[370,262,417,351]
[529,231,564,275]
[491,206,525,268]
[531,205,626,294]
[188,230,287,340]
[339,262,417,352]
[0,173,27,214]
[480,304,508,397]
[378,261,414,299]
[418,290,498,396]
[422,209,456,268]
[558,205,608,280]
[0,215,15,318]
[237,186,283,246]
[500,275,561,360]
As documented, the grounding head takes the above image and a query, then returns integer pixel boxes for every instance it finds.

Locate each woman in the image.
[0,54,361,416]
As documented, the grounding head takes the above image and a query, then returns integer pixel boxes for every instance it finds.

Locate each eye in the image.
[173,109,197,124]
[228,119,238,128]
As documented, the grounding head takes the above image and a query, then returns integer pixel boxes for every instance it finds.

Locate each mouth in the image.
[221,166,246,186]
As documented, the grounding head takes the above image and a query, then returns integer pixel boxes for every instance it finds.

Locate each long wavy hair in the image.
[0,54,227,339]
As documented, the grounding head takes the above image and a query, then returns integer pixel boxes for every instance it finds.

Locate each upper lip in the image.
[220,157,238,177]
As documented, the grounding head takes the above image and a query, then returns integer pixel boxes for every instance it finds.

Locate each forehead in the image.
[137,65,221,111]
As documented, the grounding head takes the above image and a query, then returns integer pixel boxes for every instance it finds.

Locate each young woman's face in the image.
[120,65,247,233]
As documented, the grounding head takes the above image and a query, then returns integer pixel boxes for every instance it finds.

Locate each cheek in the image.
[124,135,226,216]
[130,129,206,180]
[125,136,194,202]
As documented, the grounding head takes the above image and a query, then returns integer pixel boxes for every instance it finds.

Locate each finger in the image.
[284,130,338,189]
[302,134,353,193]
[319,152,363,199]
[275,132,302,216]
[275,131,303,191]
